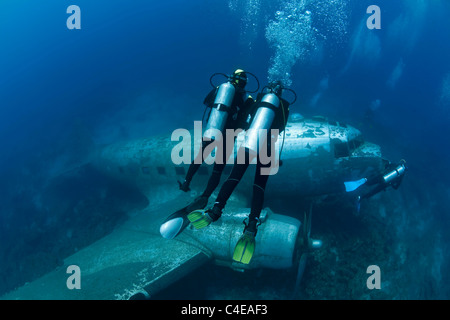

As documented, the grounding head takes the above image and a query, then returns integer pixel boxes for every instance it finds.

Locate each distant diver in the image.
[160,69,258,240]
[344,159,407,211]
[188,81,296,264]
[344,159,406,195]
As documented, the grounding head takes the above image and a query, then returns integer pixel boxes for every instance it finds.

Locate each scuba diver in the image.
[187,80,295,264]
[160,69,258,240]
[344,159,407,212]
[344,159,406,197]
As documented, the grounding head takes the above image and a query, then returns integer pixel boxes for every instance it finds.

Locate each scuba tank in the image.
[359,160,407,201]
[203,70,260,141]
[382,162,406,184]
[244,92,280,154]
[244,81,284,155]
[203,81,236,141]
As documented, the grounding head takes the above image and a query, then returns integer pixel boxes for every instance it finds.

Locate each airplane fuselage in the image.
[93,115,384,201]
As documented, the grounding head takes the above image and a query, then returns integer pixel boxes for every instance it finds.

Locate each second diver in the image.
[188,80,294,264]
[160,69,257,239]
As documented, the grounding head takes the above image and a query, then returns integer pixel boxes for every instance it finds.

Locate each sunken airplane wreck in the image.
[1,114,406,300]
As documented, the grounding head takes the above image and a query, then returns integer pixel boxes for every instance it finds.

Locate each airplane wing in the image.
[1,195,212,300]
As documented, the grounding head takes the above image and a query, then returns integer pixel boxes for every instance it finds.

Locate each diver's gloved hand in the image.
[178,180,191,192]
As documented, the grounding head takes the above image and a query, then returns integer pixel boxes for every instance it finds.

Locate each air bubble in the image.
[264,0,349,86]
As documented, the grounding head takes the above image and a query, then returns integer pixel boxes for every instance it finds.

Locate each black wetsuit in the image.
[182,85,254,198]
[209,93,290,226]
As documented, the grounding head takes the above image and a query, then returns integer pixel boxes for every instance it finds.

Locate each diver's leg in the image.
[201,163,225,198]
[179,140,213,191]
[185,162,226,213]
[209,147,253,220]
[232,158,270,264]
[247,139,272,231]
[248,160,270,223]
[201,134,235,198]
[187,148,253,230]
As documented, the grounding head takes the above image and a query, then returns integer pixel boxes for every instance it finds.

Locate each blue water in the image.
[1,0,450,299]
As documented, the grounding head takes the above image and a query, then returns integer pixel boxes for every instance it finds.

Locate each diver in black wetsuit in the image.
[178,69,255,201]
[188,80,294,264]
[344,159,407,212]
[160,69,256,239]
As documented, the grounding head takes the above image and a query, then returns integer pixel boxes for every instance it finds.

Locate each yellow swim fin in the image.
[232,233,256,264]
[187,210,213,229]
